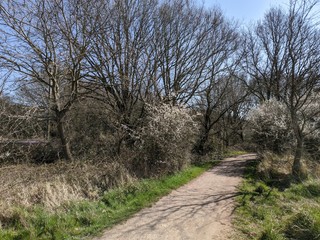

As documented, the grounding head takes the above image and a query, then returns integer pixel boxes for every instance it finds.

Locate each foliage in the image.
[136,103,199,177]
[248,99,293,153]
[0,0,248,163]
[249,96,320,161]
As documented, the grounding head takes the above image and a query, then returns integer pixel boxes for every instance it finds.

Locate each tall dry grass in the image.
[258,151,320,183]
[0,159,134,223]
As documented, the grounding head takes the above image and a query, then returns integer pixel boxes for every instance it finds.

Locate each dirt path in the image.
[95,154,257,240]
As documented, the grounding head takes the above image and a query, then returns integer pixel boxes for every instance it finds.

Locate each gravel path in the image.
[95,154,257,240]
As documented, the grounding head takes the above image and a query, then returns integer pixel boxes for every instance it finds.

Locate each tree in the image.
[0,0,98,160]
[193,10,245,154]
[243,7,288,102]
[217,79,252,148]
[0,70,10,97]
[84,0,159,153]
[151,0,213,105]
[244,0,320,178]
[86,0,221,152]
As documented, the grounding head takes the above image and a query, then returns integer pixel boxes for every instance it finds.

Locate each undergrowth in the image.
[0,162,214,240]
[235,157,320,240]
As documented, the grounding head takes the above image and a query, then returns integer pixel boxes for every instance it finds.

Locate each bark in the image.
[56,115,74,161]
[196,130,210,155]
[292,134,305,180]
[195,108,211,155]
[291,114,305,180]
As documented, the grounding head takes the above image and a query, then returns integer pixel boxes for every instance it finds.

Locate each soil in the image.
[95,154,257,240]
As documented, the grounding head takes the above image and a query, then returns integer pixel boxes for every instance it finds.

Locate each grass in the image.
[224,150,248,158]
[0,149,248,240]
[0,160,134,211]
[234,158,320,240]
[0,162,216,240]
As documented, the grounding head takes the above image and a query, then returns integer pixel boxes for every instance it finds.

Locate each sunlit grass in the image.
[235,159,320,240]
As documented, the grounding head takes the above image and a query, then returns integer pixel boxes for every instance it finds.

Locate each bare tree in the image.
[151,0,214,105]
[0,0,97,160]
[85,0,158,153]
[217,79,252,148]
[243,7,288,101]
[193,10,244,154]
[244,0,320,178]
[284,0,320,177]
[0,71,11,97]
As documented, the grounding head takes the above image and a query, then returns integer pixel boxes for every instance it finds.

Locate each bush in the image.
[304,135,320,161]
[134,103,198,177]
[248,99,293,153]
[0,141,59,164]
[67,100,120,158]
[248,97,320,162]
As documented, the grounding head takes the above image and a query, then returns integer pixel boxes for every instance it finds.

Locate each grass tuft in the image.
[284,210,320,240]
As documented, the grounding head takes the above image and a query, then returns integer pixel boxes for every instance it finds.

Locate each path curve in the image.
[95,154,257,240]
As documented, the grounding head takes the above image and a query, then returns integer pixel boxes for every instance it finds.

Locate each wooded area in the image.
[0,0,319,179]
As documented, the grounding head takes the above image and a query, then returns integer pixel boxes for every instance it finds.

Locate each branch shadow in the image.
[110,190,240,238]
[101,154,257,239]
[210,154,257,178]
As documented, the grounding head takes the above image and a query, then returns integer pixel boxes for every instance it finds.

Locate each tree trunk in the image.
[196,129,210,155]
[291,115,305,180]
[292,136,304,180]
[56,116,74,161]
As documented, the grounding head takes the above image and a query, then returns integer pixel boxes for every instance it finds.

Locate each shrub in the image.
[304,135,320,161]
[0,141,59,164]
[134,103,198,177]
[248,97,320,162]
[67,100,120,158]
[248,99,293,153]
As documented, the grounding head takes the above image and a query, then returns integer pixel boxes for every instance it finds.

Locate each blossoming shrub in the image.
[136,103,198,177]
[299,94,320,161]
[248,99,293,153]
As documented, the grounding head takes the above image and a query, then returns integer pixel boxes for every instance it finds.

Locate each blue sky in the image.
[198,0,290,25]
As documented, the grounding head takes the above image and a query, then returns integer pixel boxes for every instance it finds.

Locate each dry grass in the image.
[0,162,211,239]
[258,152,294,178]
[0,160,134,219]
[258,151,320,180]
[306,160,320,179]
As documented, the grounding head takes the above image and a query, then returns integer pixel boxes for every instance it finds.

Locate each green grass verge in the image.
[224,150,248,158]
[234,160,320,240]
[0,162,217,240]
